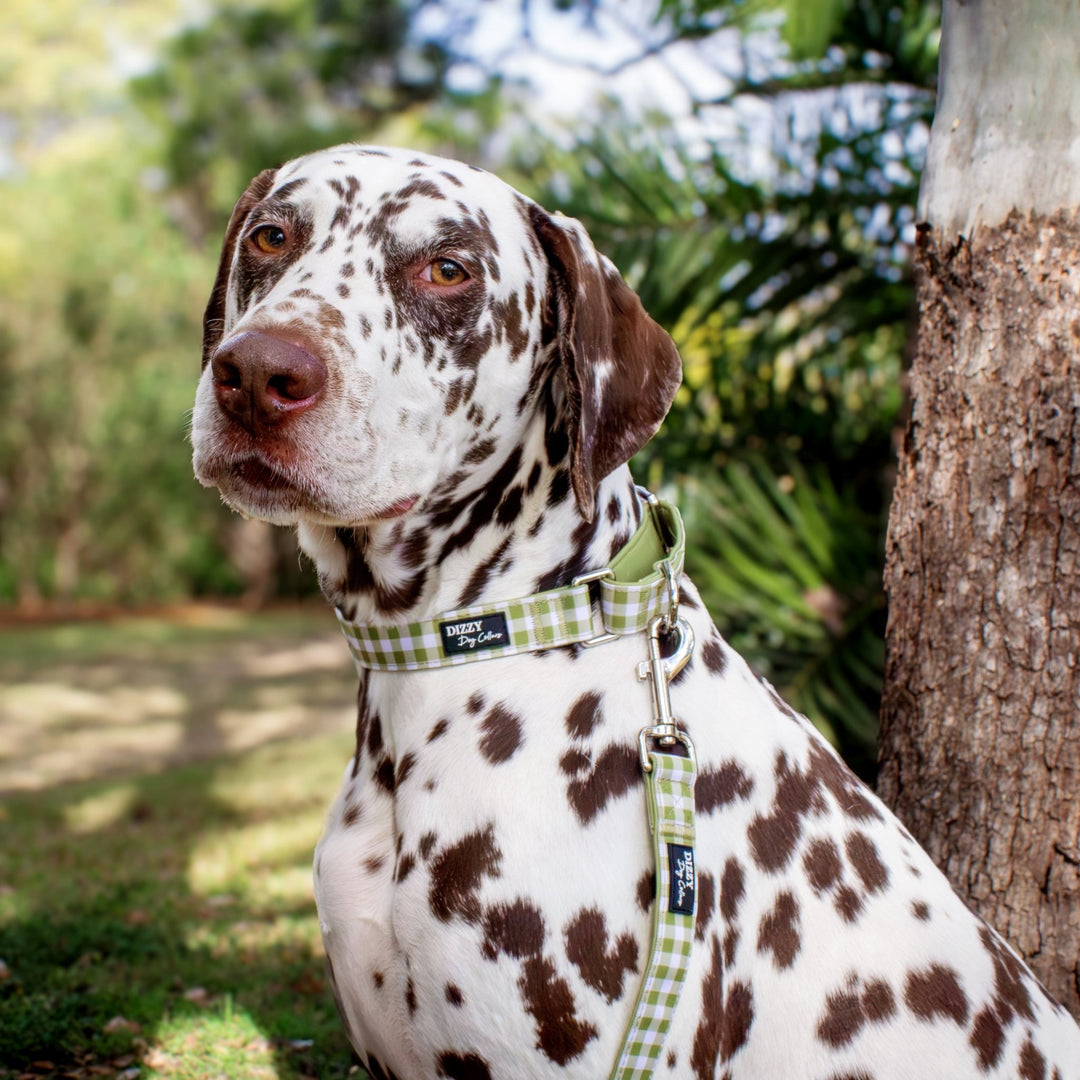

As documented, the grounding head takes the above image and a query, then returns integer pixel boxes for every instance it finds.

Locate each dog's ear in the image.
[201,168,278,367]
[530,206,683,521]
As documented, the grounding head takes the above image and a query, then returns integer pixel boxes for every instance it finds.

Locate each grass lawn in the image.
[0,608,365,1079]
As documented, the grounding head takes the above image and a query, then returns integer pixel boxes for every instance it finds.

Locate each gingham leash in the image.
[335,491,697,1080]
[613,614,697,1079]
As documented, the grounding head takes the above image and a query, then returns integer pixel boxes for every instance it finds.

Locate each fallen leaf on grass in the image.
[104,1016,141,1036]
[141,1048,176,1070]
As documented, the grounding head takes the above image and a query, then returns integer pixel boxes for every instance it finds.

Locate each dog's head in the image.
[192,144,682,526]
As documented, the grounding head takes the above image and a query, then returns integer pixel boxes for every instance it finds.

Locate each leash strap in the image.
[612,750,696,1079]
[337,497,685,671]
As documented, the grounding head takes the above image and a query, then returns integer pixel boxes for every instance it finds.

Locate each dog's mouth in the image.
[203,452,419,526]
[233,455,298,492]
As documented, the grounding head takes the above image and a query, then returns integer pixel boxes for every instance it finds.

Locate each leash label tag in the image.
[667,843,696,916]
[439,612,510,656]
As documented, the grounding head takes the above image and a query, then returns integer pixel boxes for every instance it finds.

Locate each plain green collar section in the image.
[337,494,685,671]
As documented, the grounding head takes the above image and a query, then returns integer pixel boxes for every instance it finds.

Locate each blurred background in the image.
[0,2,942,1073]
[0,0,940,771]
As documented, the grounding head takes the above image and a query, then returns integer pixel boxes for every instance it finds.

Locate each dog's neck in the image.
[297,418,643,627]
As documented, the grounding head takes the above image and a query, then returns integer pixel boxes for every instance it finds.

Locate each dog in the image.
[192,144,1080,1079]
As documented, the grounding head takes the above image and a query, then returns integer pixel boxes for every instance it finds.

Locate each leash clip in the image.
[637,615,696,772]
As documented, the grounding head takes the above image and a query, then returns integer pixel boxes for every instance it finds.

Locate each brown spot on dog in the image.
[566,691,603,738]
[565,742,641,824]
[405,977,417,1015]
[396,852,416,882]
[862,978,897,1023]
[427,718,450,742]
[691,935,724,1079]
[564,908,638,1003]
[904,963,969,1026]
[395,751,417,787]
[817,974,897,1048]
[845,831,888,894]
[373,970,384,989]
[911,900,930,921]
[720,980,754,1062]
[696,761,755,813]
[969,1005,1006,1069]
[479,703,524,764]
[756,890,801,970]
[807,741,883,822]
[429,826,502,924]
[445,983,464,1007]
[458,535,513,605]
[1019,1038,1047,1080]
[559,747,591,776]
[702,636,727,674]
[720,857,745,923]
[817,978,863,1047]
[748,751,825,873]
[374,756,396,792]
[834,885,865,923]
[342,802,363,827]
[436,1052,492,1080]
[980,925,1035,1024]
[695,870,716,943]
[722,926,739,966]
[482,899,545,960]
[803,837,843,893]
[519,955,598,1064]
[367,709,384,757]
[636,869,656,913]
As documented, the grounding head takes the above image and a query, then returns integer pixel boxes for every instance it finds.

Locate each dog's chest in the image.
[313,638,687,1073]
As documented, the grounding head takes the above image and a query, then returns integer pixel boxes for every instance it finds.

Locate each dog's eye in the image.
[422,259,469,287]
[250,225,287,254]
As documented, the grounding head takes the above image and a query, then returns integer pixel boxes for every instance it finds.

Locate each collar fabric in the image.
[336,495,685,672]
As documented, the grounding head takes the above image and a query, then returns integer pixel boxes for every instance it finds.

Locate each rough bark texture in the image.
[879,211,1080,1018]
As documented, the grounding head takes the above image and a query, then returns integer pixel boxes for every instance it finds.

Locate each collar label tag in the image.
[667,843,696,916]
[439,612,511,656]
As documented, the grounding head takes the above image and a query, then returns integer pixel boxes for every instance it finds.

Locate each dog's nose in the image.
[211,331,327,434]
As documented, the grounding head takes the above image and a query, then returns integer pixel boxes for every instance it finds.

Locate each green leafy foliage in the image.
[0,139,236,606]
[131,0,473,233]
[677,459,885,774]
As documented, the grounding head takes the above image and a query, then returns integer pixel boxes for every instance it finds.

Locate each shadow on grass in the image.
[0,735,361,1079]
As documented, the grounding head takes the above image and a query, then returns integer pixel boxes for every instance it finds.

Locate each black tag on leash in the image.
[667,843,696,916]
[439,612,510,656]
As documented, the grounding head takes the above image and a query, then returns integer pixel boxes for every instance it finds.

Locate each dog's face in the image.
[192,145,681,528]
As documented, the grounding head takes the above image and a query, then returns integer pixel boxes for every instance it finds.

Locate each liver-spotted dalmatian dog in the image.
[192,144,1080,1079]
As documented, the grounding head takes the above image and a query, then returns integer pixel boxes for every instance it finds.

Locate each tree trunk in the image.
[878,0,1080,1019]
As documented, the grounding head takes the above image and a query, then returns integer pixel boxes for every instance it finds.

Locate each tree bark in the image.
[879,0,1080,1019]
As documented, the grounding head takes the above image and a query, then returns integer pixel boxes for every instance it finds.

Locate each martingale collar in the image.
[336,493,685,672]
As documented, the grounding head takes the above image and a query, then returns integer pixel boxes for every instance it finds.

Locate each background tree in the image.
[877,0,1080,1017]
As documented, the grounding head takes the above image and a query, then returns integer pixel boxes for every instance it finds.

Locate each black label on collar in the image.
[667,843,696,916]
[439,612,511,656]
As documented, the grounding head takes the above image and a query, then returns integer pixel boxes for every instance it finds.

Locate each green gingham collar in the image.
[336,493,685,671]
